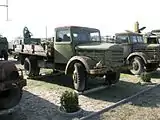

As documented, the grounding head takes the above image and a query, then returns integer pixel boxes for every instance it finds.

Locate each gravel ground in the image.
[0,58,159,120]
[101,86,160,120]
[0,79,157,120]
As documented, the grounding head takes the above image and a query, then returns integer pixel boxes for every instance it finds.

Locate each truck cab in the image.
[115,32,160,75]
[54,26,101,64]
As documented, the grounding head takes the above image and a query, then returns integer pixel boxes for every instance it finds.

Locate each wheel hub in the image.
[73,70,78,84]
[133,61,139,70]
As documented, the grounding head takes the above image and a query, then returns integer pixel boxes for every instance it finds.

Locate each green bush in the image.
[140,72,151,82]
[60,91,80,113]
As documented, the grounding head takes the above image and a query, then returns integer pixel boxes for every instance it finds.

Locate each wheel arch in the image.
[127,52,147,64]
[65,56,96,75]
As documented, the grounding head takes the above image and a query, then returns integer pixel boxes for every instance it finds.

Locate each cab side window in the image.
[56,30,71,42]
[116,35,128,43]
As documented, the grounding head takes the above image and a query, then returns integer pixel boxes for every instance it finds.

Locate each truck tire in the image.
[130,57,144,75]
[3,51,8,60]
[72,63,87,92]
[0,87,22,109]
[105,71,120,85]
[24,57,40,76]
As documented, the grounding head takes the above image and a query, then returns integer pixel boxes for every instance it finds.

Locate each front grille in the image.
[77,49,124,68]
[109,50,124,67]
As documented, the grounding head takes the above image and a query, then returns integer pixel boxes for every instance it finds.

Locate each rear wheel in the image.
[24,57,40,76]
[105,71,120,85]
[130,57,144,75]
[0,88,22,110]
[72,63,87,92]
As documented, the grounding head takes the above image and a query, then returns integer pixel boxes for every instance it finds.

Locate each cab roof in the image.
[55,26,100,32]
[115,32,142,36]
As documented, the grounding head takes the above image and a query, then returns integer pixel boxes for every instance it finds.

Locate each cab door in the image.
[54,28,74,64]
[116,35,132,58]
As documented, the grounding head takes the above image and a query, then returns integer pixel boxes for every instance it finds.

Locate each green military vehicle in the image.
[114,32,160,75]
[0,61,26,113]
[15,26,124,92]
[144,30,160,44]
[0,35,8,60]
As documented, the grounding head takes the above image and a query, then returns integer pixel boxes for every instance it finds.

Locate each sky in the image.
[0,0,160,41]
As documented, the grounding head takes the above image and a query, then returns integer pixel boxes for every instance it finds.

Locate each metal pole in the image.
[46,26,48,40]
[6,0,8,21]
[0,0,8,21]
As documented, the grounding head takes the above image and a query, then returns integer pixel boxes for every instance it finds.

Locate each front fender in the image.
[127,52,149,64]
[65,56,97,75]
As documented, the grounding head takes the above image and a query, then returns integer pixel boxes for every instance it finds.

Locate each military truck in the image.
[143,29,160,44]
[0,35,8,60]
[0,61,26,112]
[15,26,124,92]
[114,32,160,75]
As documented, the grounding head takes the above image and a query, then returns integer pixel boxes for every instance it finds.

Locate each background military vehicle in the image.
[104,21,160,75]
[0,35,8,60]
[0,61,26,111]
[144,29,160,44]
[114,31,160,75]
[13,26,124,92]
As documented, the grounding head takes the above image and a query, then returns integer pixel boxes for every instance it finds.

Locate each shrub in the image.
[60,91,80,113]
[140,72,151,82]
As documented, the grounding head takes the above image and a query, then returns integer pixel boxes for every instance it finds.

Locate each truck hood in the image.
[75,42,122,51]
[132,43,160,52]
[147,44,160,49]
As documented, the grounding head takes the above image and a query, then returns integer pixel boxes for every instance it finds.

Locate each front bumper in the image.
[147,59,160,64]
[89,67,108,75]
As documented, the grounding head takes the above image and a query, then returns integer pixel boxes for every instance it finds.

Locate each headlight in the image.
[95,60,103,68]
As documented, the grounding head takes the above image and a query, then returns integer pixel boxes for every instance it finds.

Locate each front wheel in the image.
[130,57,144,75]
[72,63,87,92]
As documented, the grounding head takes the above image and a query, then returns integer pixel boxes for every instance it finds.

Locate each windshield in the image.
[130,35,144,43]
[72,28,100,42]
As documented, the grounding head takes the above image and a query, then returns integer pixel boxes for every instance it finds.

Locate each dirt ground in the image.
[0,58,160,120]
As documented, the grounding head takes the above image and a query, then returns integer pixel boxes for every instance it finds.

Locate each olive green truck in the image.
[114,32,160,75]
[14,26,125,92]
